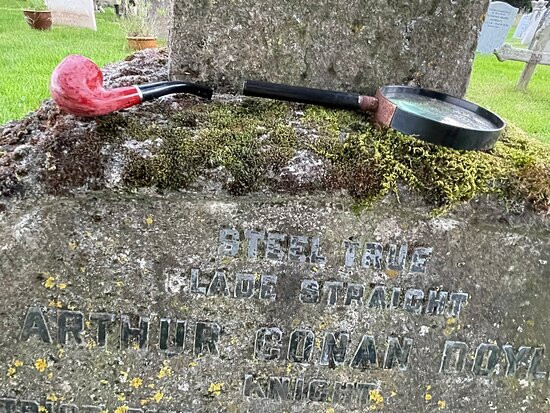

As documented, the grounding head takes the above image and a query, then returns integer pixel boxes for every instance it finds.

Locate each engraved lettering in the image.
[439,341,468,373]
[288,330,315,363]
[320,331,349,367]
[20,306,52,343]
[218,228,240,257]
[299,280,319,304]
[89,313,115,347]
[194,321,221,356]
[361,242,383,269]
[254,327,282,361]
[383,336,413,370]
[120,315,149,350]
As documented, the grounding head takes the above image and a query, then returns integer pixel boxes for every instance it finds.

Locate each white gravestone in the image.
[46,0,97,30]
[477,1,519,54]
[522,0,548,45]
[513,13,532,39]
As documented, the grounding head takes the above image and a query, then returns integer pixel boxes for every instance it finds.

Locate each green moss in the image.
[122,99,297,194]
[117,100,550,213]
[306,106,550,213]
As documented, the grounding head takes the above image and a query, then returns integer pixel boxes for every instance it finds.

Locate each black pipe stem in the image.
[137,81,213,102]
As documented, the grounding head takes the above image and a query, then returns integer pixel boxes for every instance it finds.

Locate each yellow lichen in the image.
[438,400,446,410]
[57,283,67,290]
[157,364,173,379]
[68,241,78,250]
[326,408,335,413]
[151,391,164,402]
[14,360,23,367]
[47,394,58,402]
[48,299,63,309]
[368,389,384,410]
[114,407,128,413]
[208,382,224,397]
[6,367,16,377]
[34,358,48,372]
[144,215,154,226]
[188,361,198,368]
[44,277,56,289]
[425,393,432,401]
[116,394,126,402]
[130,377,143,388]
[38,406,47,413]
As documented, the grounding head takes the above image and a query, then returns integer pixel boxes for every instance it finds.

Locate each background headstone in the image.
[522,0,548,44]
[513,13,532,38]
[46,0,97,30]
[169,0,491,97]
[477,1,519,54]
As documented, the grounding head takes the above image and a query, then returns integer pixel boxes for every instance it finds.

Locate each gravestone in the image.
[522,0,548,45]
[1,45,550,413]
[477,1,519,54]
[1,192,550,412]
[45,0,97,30]
[513,13,532,38]
[169,0,491,97]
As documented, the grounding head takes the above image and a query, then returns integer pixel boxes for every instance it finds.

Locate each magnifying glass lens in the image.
[387,93,497,131]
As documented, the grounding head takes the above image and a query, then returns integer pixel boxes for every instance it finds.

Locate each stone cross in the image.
[521,0,548,45]
[495,8,550,90]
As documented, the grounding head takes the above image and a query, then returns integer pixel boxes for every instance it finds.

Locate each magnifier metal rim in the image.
[380,85,506,133]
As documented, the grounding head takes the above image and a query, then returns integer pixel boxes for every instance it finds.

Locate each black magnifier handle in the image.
[243,80,360,110]
[243,80,379,112]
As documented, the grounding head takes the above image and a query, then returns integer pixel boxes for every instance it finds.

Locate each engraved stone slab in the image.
[1,193,549,412]
[169,0,490,97]
[477,1,518,54]
[46,0,96,30]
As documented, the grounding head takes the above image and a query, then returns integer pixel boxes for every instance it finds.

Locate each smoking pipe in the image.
[50,54,213,117]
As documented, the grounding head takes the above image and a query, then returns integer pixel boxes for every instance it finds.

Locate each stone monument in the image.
[1,26,550,413]
[477,1,519,54]
[513,13,532,39]
[169,0,491,97]
[45,0,97,31]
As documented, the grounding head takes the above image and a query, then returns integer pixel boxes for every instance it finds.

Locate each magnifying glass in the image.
[243,81,505,151]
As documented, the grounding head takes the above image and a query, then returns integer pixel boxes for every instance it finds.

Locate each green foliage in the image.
[505,0,531,11]
[105,100,297,194]
[119,0,156,37]
[467,31,550,145]
[0,2,128,124]
[304,106,550,213]
[100,99,550,214]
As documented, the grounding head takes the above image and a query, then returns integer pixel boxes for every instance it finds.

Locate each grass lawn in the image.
[0,0,129,124]
[466,27,550,144]
[0,5,548,145]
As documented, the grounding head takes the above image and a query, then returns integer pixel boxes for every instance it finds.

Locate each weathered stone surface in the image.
[1,49,550,412]
[0,192,549,411]
[169,0,490,97]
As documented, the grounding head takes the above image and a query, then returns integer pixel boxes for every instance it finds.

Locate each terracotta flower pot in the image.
[127,37,158,51]
[23,10,52,30]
